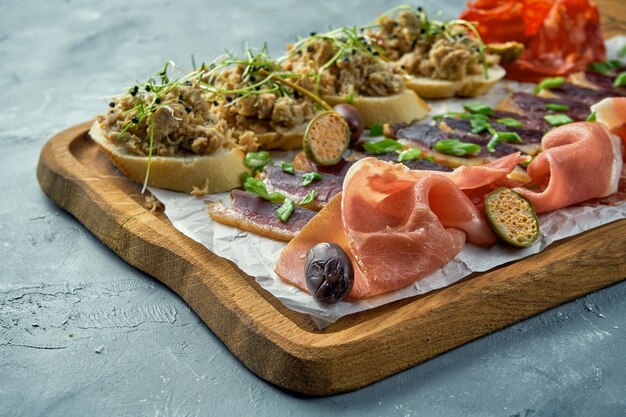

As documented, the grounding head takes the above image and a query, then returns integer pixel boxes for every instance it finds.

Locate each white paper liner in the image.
[149,37,626,329]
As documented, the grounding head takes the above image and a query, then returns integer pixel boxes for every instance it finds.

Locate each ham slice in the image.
[514,122,622,213]
[276,156,526,300]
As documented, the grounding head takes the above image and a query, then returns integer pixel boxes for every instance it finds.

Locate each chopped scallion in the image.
[302,171,323,186]
[363,138,404,154]
[299,189,318,205]
[434,139,481,156]
[544,114,573,127]
[275,198,295,222]
[398,148,422,162]
[280,161,295,175]
[614,71,626,88]
[495,117,524,128]
[463,102,494,116]
[534,76,565,94]
[545,103,569,112]
[369,123,384,137]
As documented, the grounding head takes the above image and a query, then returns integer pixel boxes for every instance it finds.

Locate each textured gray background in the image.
[1,0,626,416]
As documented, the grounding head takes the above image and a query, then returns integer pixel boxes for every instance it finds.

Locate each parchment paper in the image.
[150,36,626,328]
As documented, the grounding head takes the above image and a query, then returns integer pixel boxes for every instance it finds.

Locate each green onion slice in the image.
[434,139,481,156]
[614,72,626,88]
[545,103,569,112]
[244,151,272,174]
[363,138,404,155]
[302,171,323,186]
[534,76,565,94]
[544,114,573,127]
[463,102,494,116]
[275,198,295,222]
[280,161,295,175]
[369,123,384,137]
[244,177,285,203]
[487,131,523,153]
[398,148,422,162]
[299,189,318,205]
[495,117,524,128]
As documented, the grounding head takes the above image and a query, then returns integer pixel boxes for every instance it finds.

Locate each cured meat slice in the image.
[207,190,316,242]
[263,166,343,211]
[497,92,591,121]
[276,157,515,300]
[541,83,622,107]
[514,122,623,213]
[461,0,606,82]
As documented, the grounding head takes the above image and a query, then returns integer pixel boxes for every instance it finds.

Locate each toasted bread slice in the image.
[235,122,308,151]
[322,88,430,128]
[404,65,506,99]
[89,121,248,194]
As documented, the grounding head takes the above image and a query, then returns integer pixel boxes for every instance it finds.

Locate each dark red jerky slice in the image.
[549,83,621,106]
[372,152,453,172]
[395,124,447,148]
[508,92,591,121]
[441,117,545,144]
[583,71,626,97]
[492,111,551,132]
[264,165,343,205]
[395,123,517,158]
[231,190,316,232]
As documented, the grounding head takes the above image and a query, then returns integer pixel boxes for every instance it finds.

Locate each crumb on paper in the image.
[144,194,163,212]
[95,346,104,354]
[190,179,210,197]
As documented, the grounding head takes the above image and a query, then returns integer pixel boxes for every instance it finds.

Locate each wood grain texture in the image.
[37,123,626,395]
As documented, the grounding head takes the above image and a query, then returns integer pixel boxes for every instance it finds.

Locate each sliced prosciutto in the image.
[275,157,526,300]
[207,190,316,242]
[514,122,622,213]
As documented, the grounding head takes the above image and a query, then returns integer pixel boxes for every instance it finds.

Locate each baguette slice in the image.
[404,65,506,99]
[323,88,430,128]
[89,121,248,194]
[234,122,307,151]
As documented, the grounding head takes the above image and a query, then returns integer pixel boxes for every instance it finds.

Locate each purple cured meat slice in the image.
[207,190,316,242]
[263,166,343,210]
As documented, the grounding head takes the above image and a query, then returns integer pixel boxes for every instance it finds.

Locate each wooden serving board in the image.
[37,122,626,395]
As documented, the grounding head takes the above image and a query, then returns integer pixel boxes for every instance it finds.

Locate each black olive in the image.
[333,103,364,145]
[305,243,354,303]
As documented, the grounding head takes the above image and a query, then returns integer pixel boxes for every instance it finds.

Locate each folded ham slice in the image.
[276,156,524,300]
[514,122,622,213]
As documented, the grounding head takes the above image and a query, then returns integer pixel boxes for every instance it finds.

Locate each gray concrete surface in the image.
[1,1,625,416]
